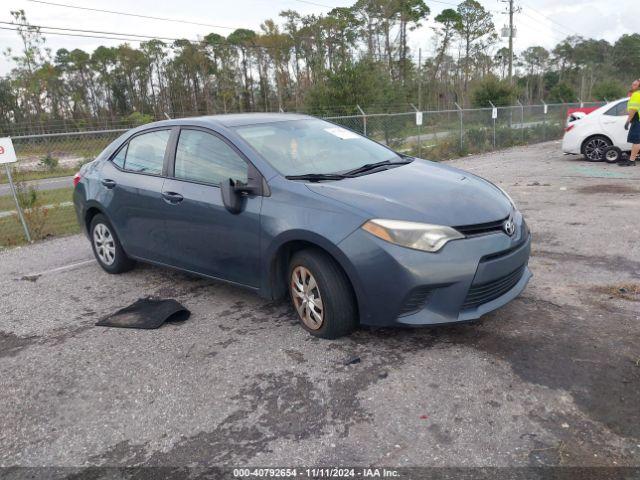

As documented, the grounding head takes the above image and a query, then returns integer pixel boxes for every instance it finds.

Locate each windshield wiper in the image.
[341,158,412,176]
[285,173,349,182]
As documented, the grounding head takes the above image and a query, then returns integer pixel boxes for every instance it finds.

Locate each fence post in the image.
[488,101,497,149]
[541,100,547,142]
[517,100,525,143]
[454,102,463,152]
[356,104,367,137]
[410,103,421,157]
[4,164,31,243]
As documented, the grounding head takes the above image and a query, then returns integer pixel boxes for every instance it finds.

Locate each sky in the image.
[0,0,635,75]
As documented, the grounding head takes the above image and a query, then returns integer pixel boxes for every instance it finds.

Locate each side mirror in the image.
[221,177,261,214]
[221,179,244,214]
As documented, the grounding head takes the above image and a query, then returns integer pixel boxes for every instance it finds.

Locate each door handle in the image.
[161,191,184,204]
[101,179,116,189]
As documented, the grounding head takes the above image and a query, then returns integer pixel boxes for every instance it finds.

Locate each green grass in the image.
[0,187,73,212]
[0,204,80,248]
[0,167,77,184]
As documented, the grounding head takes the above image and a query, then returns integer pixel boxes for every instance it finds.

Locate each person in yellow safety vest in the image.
[621,79,640,166]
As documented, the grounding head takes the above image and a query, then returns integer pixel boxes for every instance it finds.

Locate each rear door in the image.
[600,100,632,149]
[100,128,173,263]
[160,127,262,287]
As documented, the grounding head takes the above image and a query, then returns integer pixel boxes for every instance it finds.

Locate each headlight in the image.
[362,219,465,253]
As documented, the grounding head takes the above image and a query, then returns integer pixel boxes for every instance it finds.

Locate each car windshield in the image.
[234,119,401,176]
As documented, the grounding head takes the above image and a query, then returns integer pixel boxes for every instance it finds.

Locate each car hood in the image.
[306,160,512,226]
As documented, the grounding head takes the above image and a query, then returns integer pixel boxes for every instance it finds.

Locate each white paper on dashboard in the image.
[324,127,360,140]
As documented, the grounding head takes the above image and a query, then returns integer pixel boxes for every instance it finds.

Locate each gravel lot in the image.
[1,141,639,472]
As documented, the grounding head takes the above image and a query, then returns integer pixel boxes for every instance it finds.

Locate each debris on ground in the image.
[96,298,190,329]
[20,274,40,282]
[344,355,361,365]
[594,284,640,302]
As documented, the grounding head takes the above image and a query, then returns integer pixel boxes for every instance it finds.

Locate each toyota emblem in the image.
[503,219,516,236]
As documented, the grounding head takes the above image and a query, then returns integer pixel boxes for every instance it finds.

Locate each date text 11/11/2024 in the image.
[232,468,400,478]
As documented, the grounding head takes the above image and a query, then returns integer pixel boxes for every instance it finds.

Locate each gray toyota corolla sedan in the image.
[73,113,531,338]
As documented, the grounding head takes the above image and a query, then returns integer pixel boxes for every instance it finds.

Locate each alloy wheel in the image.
[605,149,620,163]
[93,223,116,266]
[584,138,609,161]
[290,266,324,330]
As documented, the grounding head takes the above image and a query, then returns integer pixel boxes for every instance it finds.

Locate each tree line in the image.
[1,1,639,132]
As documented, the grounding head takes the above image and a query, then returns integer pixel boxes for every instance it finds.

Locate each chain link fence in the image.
[0,101,604,247]
[325,102,605,160]
[6,101,602,172]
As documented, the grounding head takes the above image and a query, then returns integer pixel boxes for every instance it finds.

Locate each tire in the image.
[603,146,622,164]
[89,214,135,274]
[581,135,612,162]
[288,249,357,339]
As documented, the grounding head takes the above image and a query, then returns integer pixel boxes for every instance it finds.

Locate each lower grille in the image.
[462,265,525,310]
[398,287,434,316]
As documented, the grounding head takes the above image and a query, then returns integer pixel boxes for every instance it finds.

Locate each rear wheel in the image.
[288,249,357,339]
[582,135,612,162]
[90,214,135,274]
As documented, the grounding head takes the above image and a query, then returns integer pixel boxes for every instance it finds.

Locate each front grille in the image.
[398,287,434,316]
[462,265,526,310]
[454,216,508,237]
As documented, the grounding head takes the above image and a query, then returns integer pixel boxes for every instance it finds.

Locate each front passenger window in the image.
[174,129,248,185]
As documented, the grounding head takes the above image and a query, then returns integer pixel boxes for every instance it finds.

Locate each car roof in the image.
[137,113,315,131]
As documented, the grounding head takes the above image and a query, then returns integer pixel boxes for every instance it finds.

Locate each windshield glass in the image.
[234,119,400,176]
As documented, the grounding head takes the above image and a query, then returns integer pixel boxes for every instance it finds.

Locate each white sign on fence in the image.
[492,108,498,120]
[415,111,423,126]
[0,137,17,164]
[544,104,548,114]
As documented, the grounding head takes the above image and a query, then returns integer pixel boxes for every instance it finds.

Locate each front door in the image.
[160,128,262,287]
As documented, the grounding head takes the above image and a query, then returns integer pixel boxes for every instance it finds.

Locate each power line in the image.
[519,12,572,41]
[26,0,238,30]
[0,24,284,50]
[0,25,169,43]
[519,1,582,37]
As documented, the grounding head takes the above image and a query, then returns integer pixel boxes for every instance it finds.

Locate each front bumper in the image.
[338,214,532,327]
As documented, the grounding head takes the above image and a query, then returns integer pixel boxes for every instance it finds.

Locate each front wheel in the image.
[582,136,612,162]
[288,249,357,339]
[90,214,135,274]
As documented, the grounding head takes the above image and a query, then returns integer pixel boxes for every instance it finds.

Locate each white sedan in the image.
[562,98,631,162]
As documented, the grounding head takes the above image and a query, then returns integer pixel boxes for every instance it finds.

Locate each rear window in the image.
[115,130,171,175]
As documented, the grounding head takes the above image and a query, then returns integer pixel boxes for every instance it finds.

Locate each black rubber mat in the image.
[96,298,190,329]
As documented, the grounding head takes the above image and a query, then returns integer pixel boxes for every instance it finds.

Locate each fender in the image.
[80,199,126,246]
[259,229,368,322]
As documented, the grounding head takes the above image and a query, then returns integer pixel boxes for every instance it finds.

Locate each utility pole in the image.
[508,0,514,84]
[418,48,422,110]
[500,0,520,84]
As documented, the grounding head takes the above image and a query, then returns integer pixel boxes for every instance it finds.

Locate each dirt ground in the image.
[0,141,638,474]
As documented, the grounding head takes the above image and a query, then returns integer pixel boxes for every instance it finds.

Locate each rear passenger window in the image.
[174,129,248,185]
[122,130,171,174]
[605,101,628,116]
[112,144,127,169]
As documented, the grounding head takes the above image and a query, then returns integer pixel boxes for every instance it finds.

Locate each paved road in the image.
[0,142,639,472]
[0,175,73,196]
